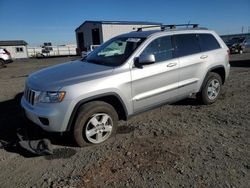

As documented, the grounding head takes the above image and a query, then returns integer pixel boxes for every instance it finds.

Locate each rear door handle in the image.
[200,55,208,59]
[167,62,177,67]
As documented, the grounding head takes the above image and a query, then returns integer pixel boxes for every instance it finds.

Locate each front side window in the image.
[86,37,145,67]
[174,34,200,57]
[198,34,221,52]
[141,36,173,63]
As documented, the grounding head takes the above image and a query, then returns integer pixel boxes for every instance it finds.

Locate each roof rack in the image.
[161,24,199,30]
[136,25,161,32]
[136,23,202,32]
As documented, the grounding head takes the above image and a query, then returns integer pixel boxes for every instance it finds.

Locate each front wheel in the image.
[197,72,222,105]
[73,101,118,147]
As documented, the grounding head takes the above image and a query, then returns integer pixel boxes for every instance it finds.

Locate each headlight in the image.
[38,91,66,103]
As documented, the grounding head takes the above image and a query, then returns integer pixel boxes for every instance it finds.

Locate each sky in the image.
[0,0,249,46]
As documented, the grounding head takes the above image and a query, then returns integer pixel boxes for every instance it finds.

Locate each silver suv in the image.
[0,48,12,67]
[21,24,230,146]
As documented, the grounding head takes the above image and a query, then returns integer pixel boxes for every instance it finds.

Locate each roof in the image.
[118,30,161,38]
[0,40,28,46]
[75,20,162,31]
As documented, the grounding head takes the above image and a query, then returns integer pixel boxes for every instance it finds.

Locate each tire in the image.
[73,101,118,147]
[197,72,222,105]
[0,59,6,68]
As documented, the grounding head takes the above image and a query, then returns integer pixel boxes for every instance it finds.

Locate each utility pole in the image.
[241,26,244,34]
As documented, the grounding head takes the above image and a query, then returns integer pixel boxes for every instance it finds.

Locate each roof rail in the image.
[161,24,199,30]
[136,23,203,32]
[136,25,161,32]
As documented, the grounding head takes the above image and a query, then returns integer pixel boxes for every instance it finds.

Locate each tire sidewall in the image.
[73,102,118,147]
[0,59,5,67]
[202,73,222,104]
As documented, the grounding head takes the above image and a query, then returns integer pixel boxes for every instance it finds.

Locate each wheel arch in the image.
[209,66,226,84]
[66,92,128,131]
[199,65,226,93]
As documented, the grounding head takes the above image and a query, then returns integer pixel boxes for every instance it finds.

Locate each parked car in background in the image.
[81,45,100,58]
[0,48,12,67]
[241,38,250,53]
[225,37,245,54]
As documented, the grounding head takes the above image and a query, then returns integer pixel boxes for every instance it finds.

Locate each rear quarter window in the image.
[198,34,221,52]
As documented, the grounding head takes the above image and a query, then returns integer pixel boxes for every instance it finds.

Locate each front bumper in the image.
[21,96,72,132]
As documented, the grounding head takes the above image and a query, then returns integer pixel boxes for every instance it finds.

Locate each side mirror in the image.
[139,54,155,64]
[135,54,155,68]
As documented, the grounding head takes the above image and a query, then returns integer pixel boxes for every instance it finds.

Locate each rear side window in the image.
[141,36,173,63]
[174,34,200,57]
[198,34,221,52]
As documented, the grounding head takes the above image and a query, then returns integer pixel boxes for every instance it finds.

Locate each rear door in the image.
[173,34,203,97]
[131,35,179,112]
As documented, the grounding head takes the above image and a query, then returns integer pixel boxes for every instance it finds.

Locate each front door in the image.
[131,35,179,112]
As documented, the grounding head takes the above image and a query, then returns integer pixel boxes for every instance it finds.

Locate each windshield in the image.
[86,37,145,67]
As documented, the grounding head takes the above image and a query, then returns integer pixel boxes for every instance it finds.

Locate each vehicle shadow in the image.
[172,97,201,106]
[230,59,250,67]
[0,93,74,157]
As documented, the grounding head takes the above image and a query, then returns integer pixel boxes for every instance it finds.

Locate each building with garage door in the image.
[75,20,162,54]
[0,40,28,59]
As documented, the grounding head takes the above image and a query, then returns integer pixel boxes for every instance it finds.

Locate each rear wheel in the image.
[73,101,118,147]
[0,59,6,68]
[197,72,222,105]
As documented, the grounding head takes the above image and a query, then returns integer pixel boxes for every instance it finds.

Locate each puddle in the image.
[45,148,77,160]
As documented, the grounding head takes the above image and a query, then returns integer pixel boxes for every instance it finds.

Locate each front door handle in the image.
[200,55,208,59]
[167,62,177,67]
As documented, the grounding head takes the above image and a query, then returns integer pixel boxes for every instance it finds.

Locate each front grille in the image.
[24,87,36,105]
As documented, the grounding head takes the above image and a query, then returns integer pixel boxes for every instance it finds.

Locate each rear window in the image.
[174,34,200,57]
[198,34,221,52]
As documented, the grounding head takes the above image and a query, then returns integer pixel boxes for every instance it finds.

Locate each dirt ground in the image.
[0,54,249,188]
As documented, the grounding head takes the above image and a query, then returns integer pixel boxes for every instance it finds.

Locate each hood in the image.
[27,60,114,91]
